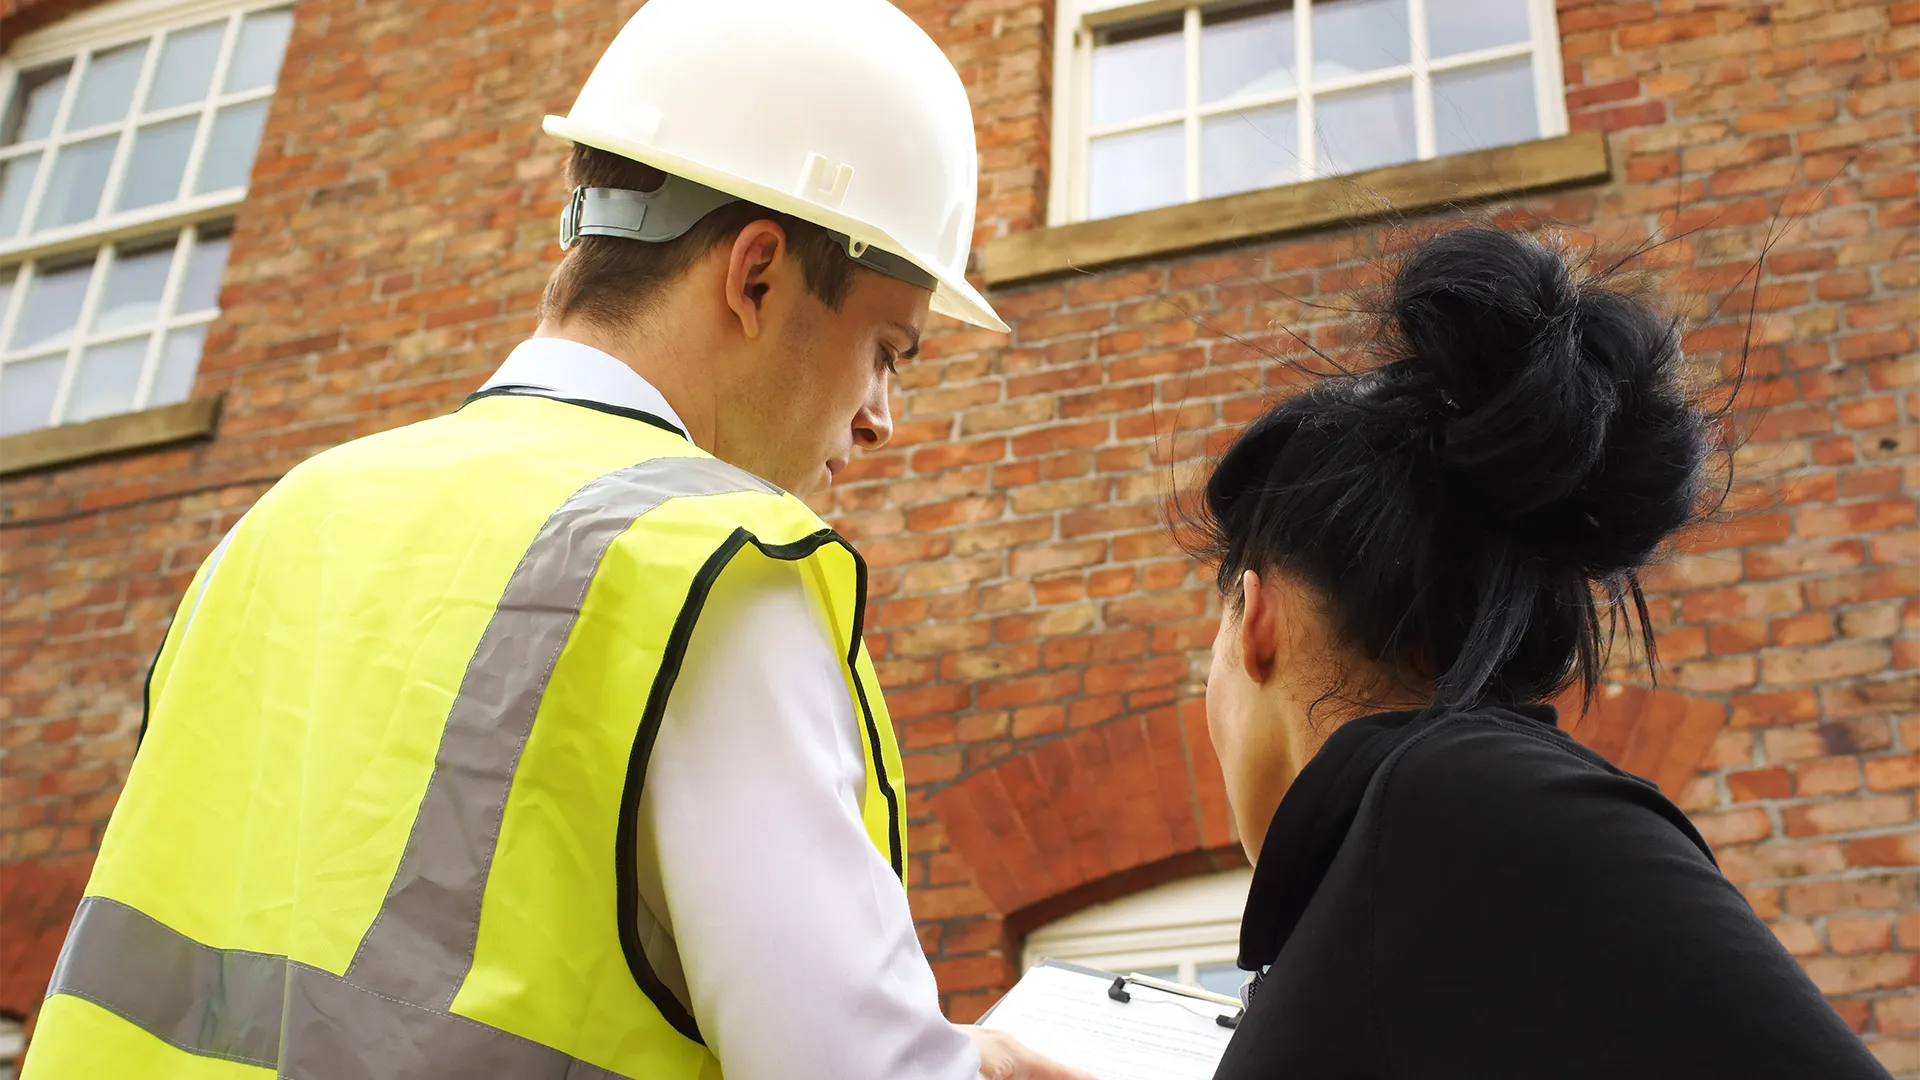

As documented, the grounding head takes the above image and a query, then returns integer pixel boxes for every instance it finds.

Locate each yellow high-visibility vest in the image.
[22,392,906,1079]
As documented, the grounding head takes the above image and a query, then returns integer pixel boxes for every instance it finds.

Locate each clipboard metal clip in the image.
[1107,973,1243,1029]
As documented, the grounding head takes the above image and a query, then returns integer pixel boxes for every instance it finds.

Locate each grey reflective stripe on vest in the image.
[47,454,780,1077]
[346,455,777,1005]
[49,896,623,1079]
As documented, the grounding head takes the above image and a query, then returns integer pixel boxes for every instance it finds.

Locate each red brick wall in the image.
[2,0,1916,1069]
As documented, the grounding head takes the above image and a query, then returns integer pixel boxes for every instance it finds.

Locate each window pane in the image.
[1196,963,1246,998]
[1202,1,1295,103]
[1203,105,1298,198]
[177,227,232,313]
[118,117,197,211]
[225,8,296,94]
[11,258,93,352]
[4,64,71,146]
[0,153,39,238]
[68,336,148,422]
[1088,123,1185,219]
[147,21,226,112]
[0,355,62,435]
[94,240,176,334]
[193,100,269,194]
[36,135,117,230]
[1316,80,1416,174]
[1091,15,1184,127]
[1434,58,1539,156]
[1427,0,1530,58]
[68,42,148,130]
[151,323,206,405]
[1312,0,1410,82]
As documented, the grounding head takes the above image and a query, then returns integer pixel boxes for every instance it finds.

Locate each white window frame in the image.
[1047,0,1572,225]
[1022,868,1253,993]
[0,0,288,433]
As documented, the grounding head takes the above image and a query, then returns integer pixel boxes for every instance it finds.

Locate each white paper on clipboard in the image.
[975,959,1238,1080]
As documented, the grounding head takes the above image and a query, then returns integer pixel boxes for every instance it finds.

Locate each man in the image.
[21,1,1088,1078]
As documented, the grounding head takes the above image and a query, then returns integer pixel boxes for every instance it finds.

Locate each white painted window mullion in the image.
[95,33,165,224]
[1410,0,1436,160]
[16,50,89,239]
[179,11,243,198]
[1532,0,1570,137]
[1298,0,1317,178]
[131,224,195,409]
[1184,5,1201,202]
[47,244,115,424]
[1074,22,1093,222]
[0,264,29,357]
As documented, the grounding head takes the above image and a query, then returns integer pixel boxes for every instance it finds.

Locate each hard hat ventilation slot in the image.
[797,152,854,210]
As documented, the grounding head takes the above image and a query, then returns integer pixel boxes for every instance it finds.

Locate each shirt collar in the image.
[477,337,689,437]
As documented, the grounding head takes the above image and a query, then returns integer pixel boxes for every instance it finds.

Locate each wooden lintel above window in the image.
[0,396,221,476]
[983,131,1611,288]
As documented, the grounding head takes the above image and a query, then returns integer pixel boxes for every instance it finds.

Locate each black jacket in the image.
[1214,705,1891,1079]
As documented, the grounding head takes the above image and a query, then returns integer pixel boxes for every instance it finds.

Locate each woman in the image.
[1194,227,1889,1078]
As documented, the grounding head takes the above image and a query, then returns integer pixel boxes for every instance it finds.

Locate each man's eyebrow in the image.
[893,322,922,360]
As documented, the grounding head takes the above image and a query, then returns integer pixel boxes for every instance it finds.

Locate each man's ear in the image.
[723,220,785,341]
[1238,569,1281,684]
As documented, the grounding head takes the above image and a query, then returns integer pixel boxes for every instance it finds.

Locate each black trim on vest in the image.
[136,631,168,750]
[460,386,690,441]
[613,525,902,1046]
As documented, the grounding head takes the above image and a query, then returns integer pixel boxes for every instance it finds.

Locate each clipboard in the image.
[976,959,1242,1080]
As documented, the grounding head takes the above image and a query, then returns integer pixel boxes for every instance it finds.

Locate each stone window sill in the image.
[0,397,222,477]
[982,131,1611,287]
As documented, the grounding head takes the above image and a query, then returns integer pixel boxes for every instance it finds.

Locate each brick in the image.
[1695,807,1775,846]
[1802,954,1920,996]
[1761,643,1894,685]
[1728,767,1792,801]
[1744,540,1867,580]
[1847,834,1920,869]
[1829,915,1896,955]
[1789,499,1912,534]
[1797,758,1864,796]
[1782,795,1911,837]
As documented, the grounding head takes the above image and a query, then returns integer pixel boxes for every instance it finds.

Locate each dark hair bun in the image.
[1188,224,1721,711]
[1387,227,1707,576]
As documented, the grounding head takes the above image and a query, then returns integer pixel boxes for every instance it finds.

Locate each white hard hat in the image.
[543,0,1008,333]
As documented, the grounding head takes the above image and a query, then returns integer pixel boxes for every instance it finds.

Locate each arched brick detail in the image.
[933,686,1730,926]
[927,702,1233,917]
[1562,684,1732,800]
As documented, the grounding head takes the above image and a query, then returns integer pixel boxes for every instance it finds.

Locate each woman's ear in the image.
[1238,569,1281,684]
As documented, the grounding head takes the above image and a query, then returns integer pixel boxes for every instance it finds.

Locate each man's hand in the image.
[967,1026,1100,1080]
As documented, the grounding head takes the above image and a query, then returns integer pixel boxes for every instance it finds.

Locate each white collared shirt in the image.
[478,337,691,435]
[478,339,979,1080]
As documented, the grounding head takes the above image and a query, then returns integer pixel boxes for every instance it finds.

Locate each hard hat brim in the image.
[543,115,1010,334]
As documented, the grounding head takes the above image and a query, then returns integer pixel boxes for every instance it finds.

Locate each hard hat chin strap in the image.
[558,177,936,293]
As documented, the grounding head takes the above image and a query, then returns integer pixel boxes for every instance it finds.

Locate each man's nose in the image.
[854,381,894,450]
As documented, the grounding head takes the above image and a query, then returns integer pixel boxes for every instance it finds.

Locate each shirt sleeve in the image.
[639,549,980,1080]
[1368,720,1891,1080]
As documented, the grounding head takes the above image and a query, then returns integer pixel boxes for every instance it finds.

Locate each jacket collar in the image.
[1238,703,1560,971]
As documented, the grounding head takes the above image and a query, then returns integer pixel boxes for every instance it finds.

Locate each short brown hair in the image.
[539,145,856,328]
